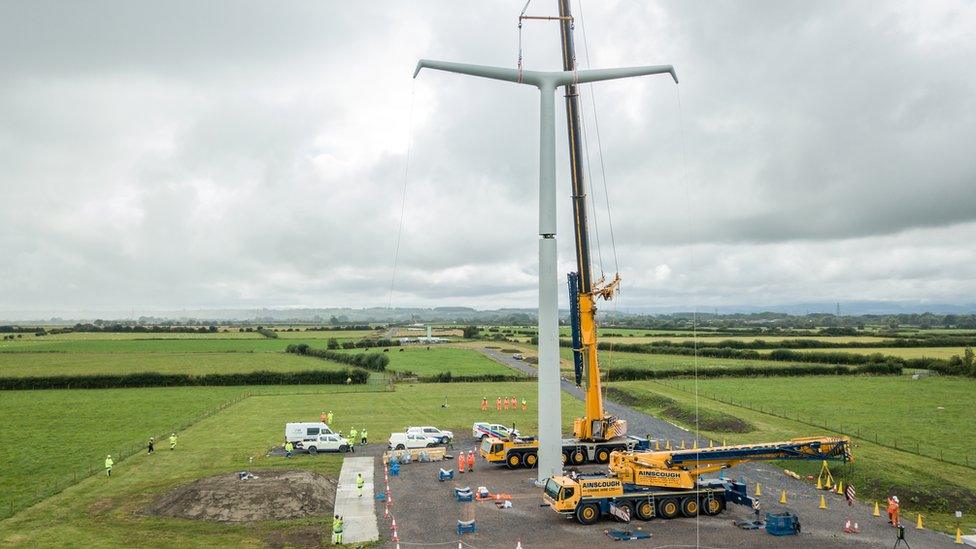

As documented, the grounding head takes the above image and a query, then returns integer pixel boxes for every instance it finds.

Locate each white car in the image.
[472,422,519,440]
[388,432,437,450]
[513,353,525,360]
[406,426,454,444]
[298,433,352,454]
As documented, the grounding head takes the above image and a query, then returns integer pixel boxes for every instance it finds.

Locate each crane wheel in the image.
[523,452,538,468]
[616,501,634,521]
[680,496,699,517]
[506,453,522,469]
[572,450,586,465]
[635,500,655,521]
[658,497,680,519]
[595,448,611,463]
[702,496,725,516]
[575,502,601,525]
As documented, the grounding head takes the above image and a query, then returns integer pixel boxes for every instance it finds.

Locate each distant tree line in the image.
[286,343,388,371]
[256,327,278,339]
[605,362,903,381]
[567,339,976,378]
[0,369,368,391]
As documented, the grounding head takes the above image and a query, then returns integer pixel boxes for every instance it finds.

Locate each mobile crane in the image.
[478,0,644,470]
[543,436,852,524]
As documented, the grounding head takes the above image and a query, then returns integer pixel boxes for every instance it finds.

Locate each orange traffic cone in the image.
[873,501,880,517]
[654,440,660,451]
[916,513,924,530]
[836,480,844,495]
[779,490,787,504]
[816,477,823,490]
[957,527,964,544]
[755,483,762,497]
[819,495,828,509]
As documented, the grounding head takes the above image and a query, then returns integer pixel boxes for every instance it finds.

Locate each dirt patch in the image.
[142,469,336,522]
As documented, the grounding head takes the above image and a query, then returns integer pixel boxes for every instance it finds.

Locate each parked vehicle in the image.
[472,422,519,440]
[513,353,525,360]
[285,422,335,443]
[388,432,437,450]
[298,433,352,455]
[406,426,454,444]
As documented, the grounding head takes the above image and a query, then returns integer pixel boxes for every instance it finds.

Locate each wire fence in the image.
[654,379,974,470]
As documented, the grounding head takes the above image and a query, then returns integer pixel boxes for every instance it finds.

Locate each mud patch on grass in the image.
[142,469,336,522]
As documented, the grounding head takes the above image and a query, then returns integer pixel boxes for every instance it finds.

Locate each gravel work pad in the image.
[143,469,336,522]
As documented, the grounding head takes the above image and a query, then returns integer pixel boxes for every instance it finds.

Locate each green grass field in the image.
[3,331,264,341]
[765,346,968,360]
[594,335,891,344]
[0,382,577,547]
[558,348,830,372]
[0,387,247,518]
[0,352,349,377]
[606,377,976,532]
[0,338,292,353]
[665,376,975,459]
[274,329,378,340]
[337,346,517,376]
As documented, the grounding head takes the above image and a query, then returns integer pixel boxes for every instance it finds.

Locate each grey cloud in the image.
[1,1,975,312]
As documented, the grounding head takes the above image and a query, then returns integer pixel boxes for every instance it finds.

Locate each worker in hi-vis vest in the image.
[104,455,114,477]
[332,515,343,544]
[356,473,365,497]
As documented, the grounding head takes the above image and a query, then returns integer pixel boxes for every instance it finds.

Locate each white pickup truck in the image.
[388,432,438,450]
[472,422,519,440]
[297,433,352,454]
[406,426,454,444]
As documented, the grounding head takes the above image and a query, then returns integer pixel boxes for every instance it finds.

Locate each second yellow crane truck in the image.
[543,436,852,524]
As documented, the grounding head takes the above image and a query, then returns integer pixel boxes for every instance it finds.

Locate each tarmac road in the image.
[477,346,957,548]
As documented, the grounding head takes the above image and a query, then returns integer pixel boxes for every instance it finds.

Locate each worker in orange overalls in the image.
[511,395,517,412]
[887,496,900,527]
[481,397,488,411]
[320,411,327,423]
[503,397,510,410]
[496,397,502,412]
[458,451,466,473]
[521,399,527,412]
[467,449,475,471]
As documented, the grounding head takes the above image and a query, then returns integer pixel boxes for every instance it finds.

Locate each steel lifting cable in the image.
[388,81,417,309]
[576,0,620,276]
[674,80,703,546]
[516,0,531,83]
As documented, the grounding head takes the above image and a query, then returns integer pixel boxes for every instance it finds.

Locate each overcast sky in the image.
[2,0,975,315]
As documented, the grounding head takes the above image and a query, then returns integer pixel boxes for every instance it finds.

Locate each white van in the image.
[285,422,335,443]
